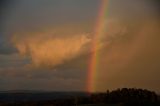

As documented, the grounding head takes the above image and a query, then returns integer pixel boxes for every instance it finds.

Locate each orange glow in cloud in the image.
[13,33,91,68]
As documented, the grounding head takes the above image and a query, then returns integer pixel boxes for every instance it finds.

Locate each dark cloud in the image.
[108,0,160,20]
[2,0,99,33]
[0,35,17,55]
[0,67,86,91]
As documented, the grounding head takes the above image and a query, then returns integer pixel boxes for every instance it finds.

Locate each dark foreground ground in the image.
[78,104,122,106]
[0,88,160,106]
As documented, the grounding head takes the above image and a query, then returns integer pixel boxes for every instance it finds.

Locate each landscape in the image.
[0,0,160,106]
[0,88,160,105]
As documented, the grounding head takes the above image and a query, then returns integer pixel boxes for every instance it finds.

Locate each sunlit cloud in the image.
[13,32,91,68]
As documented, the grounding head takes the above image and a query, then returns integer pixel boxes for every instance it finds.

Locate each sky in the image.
[0,0,160,92]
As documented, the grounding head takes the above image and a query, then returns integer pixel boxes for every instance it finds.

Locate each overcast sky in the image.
[0,0,160,92]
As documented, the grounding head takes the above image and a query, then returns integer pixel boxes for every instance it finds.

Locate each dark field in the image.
[0,88,159,106]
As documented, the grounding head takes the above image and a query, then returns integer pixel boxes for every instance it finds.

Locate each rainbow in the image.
[87,0,109,93]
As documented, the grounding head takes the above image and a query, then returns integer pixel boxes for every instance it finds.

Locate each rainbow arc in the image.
[87,0,109,93]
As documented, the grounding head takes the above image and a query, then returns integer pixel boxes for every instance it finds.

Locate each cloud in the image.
[11,18,129,68]
[0,35,17,55]
[93,20,160,92]
[0,66,86,91]
[13,32,91,68]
